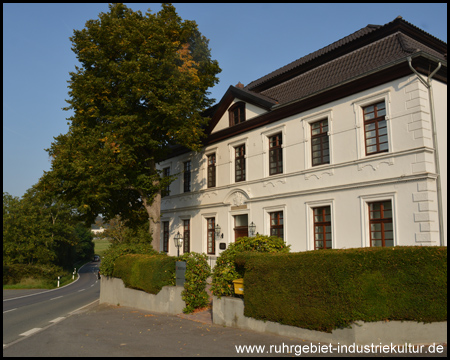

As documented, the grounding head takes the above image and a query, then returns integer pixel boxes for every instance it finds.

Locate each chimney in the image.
[235,82,244,89]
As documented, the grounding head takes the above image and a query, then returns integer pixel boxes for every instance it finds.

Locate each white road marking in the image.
[77,289,85,292]
[3,308,17,314]
[20,328,42,337]
[49,317,65,323]
[50,296,63,301]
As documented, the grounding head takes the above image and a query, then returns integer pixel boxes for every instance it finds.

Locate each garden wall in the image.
[99,276,185,315]
[212,296,447,345]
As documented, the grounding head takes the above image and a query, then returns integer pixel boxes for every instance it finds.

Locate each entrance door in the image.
[234,215,248,241]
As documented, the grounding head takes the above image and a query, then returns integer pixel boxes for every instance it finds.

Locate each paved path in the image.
[4,301,446,357]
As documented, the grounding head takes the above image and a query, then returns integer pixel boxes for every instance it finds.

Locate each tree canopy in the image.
[3,185,94,268]
[45,3,221,250]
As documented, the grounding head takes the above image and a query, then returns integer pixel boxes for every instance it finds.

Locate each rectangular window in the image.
[183,161,191,193]
[207,218,215,255]
[162,221,169,253]
[183,219,190,253]
[313,206,332,249]
[363,101,388,155]
[235,145,245,182]
[311,119,329,166]
[207,154,216,188]
[368,200,393,247]
[162,167,170,197]
[270,211,283,240]
[269,133,283,175]
[229,102,246,126]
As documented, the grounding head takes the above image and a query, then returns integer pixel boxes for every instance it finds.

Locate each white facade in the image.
[157,18,447,263]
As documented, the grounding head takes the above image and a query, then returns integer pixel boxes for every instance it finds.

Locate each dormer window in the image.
[229,102,246,127]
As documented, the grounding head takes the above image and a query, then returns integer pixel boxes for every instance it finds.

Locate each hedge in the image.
[100,242,158,277]
[236,246,447,333]
[113,254,176,294]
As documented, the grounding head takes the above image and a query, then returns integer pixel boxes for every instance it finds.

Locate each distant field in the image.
[94,238,111,256]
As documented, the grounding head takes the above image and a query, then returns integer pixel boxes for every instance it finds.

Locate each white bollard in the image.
[57,276,61,288]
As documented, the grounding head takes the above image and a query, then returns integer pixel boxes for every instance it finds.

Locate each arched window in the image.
[229,102,246,127]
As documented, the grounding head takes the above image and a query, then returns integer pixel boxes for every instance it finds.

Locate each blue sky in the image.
[3,3,447,199]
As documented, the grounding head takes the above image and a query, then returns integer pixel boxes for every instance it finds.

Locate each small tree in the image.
[211,235,290,297]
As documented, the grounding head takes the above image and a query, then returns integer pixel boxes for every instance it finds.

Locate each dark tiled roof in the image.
[245,24,381,91]
[257,33,445,105]
[242,17,446,106]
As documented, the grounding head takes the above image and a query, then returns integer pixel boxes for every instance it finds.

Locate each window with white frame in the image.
[359,193,396,248]
[368,200,393,247]
[235,145,246,182]
[207,153,216,188]
[306,200,335,250]
[264,205,286,243]
[162,167,170,197]
[352,91,391,159]
[162,221,170,253]
[183,161,191,193]
[269,133,283,175]
[363,101,388,155]
[261,126,286,177]
[301,110,333,169]
[313,206,332,249]
[228,137,248,184]
[183,219,190,253]
[206,217,215,254]
[269,211,284,240]
[311,119,330,166]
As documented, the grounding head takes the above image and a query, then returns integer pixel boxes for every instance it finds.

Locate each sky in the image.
[3,3,447,199]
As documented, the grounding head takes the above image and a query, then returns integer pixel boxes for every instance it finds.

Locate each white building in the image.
[157,17,447,266]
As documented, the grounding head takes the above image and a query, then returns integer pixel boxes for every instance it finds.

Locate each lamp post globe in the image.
[174,231,183,257]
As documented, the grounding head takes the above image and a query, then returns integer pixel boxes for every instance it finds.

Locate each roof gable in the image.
[205,85,276,135]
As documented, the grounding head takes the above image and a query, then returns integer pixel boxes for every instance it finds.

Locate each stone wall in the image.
[212,296,447,345]
[99,276,185,315]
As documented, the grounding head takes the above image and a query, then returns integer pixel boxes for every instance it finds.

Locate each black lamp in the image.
[174,231,183,257]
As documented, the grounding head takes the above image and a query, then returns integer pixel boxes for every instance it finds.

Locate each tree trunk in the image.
[141,191,161,252]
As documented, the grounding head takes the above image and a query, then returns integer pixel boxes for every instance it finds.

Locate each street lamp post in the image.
[174,231,183,257]
[249,222,256,237]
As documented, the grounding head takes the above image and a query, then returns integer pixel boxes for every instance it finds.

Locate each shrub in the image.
[99,242,158,277]
[3,264,65,285]
[211,234,290,297]
[178,252,211,314]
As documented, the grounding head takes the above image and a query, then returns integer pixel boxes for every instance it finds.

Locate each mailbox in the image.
[233,278,244,295]
[176,261,186,287]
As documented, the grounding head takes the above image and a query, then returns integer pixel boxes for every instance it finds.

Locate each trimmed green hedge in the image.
[236,246,447,333]
[100,242,158,277]
[113,254,176,294]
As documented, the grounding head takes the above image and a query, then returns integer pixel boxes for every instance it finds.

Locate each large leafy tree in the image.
[3,183,86,268]
[45,4,221,250]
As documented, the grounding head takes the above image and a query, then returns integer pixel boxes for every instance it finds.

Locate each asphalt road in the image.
[3,261,100,347]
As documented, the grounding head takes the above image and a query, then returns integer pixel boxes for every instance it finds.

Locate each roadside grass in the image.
[94,238,111,257]
[3,273,75,290]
